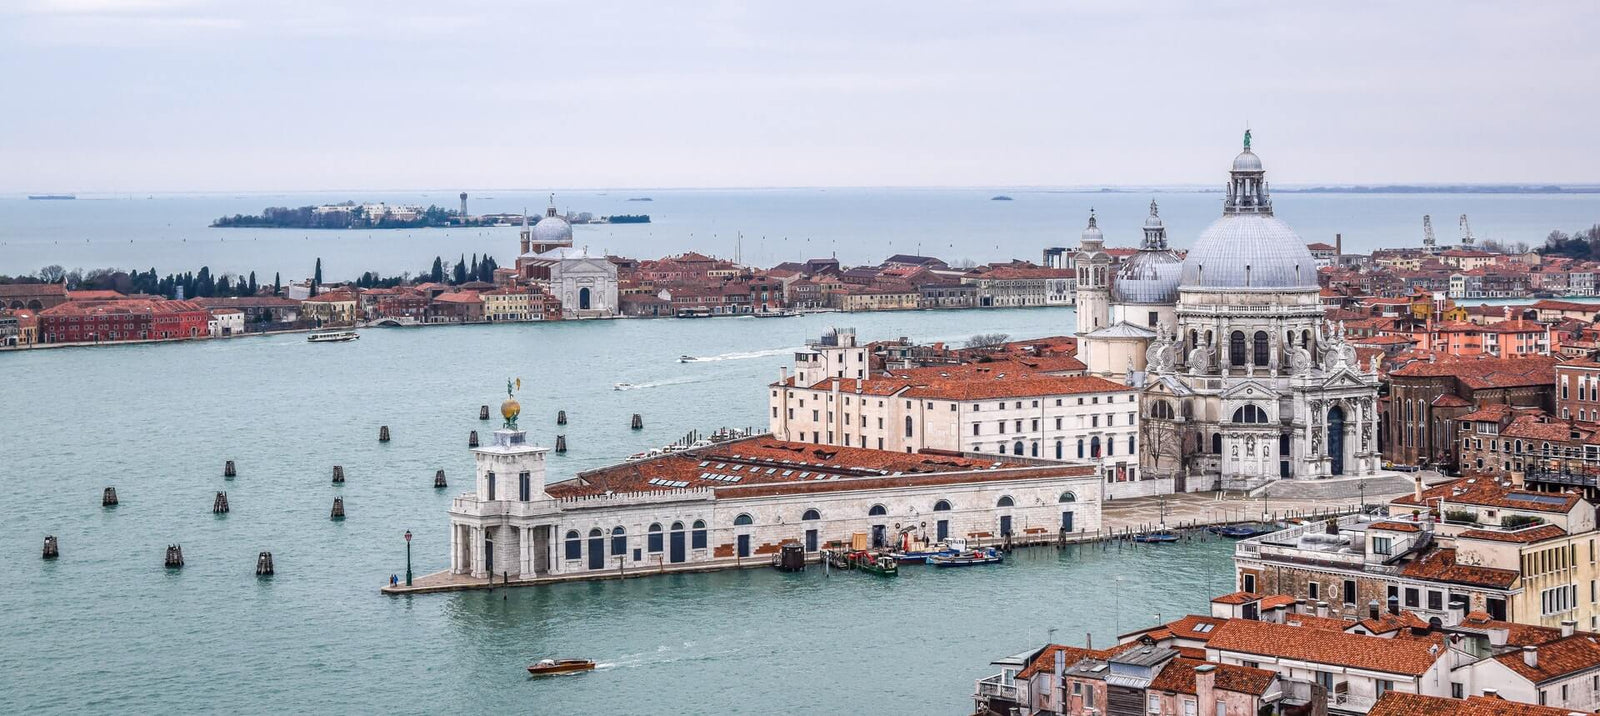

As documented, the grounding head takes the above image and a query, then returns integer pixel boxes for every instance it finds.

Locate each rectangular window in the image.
[1405,587,1420,608]
[1148,693,1159,714]
[1309,582,1319,600]
[1344,579,1357,605]
[1428,590,1443,611]
[648,530,663,553]
[973,423,981,436]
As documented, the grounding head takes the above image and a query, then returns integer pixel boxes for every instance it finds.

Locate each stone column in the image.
[449,523,459,573]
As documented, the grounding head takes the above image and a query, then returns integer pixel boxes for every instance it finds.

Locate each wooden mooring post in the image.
[379,426,390,442]
[256,552,274,576]
[42,536,58,559]
[103,487,119,507]
[434,469,447,488]
[555,435,567,453]
[330,497,345,520]
[479,404,490,420]
[630,413,643,430]
[224,460,236,478]
[332,465,344,484]
[213,491,230,514]
[557,410,567,425]
[469,430,479,448]
[165,544,184,568]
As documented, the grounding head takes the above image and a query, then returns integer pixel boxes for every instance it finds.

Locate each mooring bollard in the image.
[224,460,236,478]
[256,551,274,576]
[469,430,479,448]
[631,413,643,430]
[479,404,490,420]
[42,536,58,559]
[379,426,390,442]
[557,409,567,425]
[332,465,345,483]
[434,470,447,488]
[103,487,119,507]
[555,434,567,453]
[165,544,184,568]
[213,491,230,514]
[331,497,345,520]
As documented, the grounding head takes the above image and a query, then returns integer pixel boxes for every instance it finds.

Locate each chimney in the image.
[1482,688,1499,699]
[1335,233,1343,260]
[1562,620,1577,637]
[1368,600,1381,620]
[1487,626,1509,647]
[1523,646,1539,669]
[1414,475,1424,503]
[780,366,789,384]
[1194,663,1216,699]
[1387,595,1400,615]
[855,378,863,394]
[1295,598,1308,614]
[1446,598,1467,627]
[1054,648,1067,687]
[1317,601,1329,618]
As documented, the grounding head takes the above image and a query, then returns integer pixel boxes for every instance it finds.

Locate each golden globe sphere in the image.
[501,398,521,421]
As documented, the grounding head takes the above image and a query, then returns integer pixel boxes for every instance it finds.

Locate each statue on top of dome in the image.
[1243,128,1252,151]
[501,377,523,430]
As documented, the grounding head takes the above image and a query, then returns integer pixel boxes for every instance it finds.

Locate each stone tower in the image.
[1074,210,1111,335]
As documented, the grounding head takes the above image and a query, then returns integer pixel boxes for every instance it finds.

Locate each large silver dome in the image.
[1112,251,1183,304]
[1178,214,1317,291]
[532,214,573,244]
[1231,149,1262,172]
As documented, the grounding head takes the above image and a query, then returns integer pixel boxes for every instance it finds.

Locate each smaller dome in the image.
[1232,150,1263,172]
[501,398,521,421]
[1144,210,1164,230]
[1081,212,1103,243]
[532,215,572,245]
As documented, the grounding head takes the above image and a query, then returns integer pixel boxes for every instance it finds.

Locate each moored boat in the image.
[307,329,358,343]
[751,310,798,318]
[857,554,899,577]
[1133,531,1180,544]
[527,658,596,676]
[930,548,1004,567]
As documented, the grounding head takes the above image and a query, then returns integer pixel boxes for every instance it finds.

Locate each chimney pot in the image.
[1317,601,1329,618]
[1368,600,1380,620]
[1387,596,1400,615]
[1523,646,1539,668]
[1562,620,1576,637]
[1483,688,1498,698]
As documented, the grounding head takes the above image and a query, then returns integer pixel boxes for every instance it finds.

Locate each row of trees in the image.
[212,204,465,229]
[1539,225,1600,260]
[426,254,499,285]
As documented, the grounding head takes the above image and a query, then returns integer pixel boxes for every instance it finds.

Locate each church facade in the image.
[1075,135,1384,491]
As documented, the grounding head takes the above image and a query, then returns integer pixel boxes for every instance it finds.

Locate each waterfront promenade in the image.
[383,472,1448,595]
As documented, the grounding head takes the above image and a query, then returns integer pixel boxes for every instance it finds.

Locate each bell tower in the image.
[1074,210,1111,335]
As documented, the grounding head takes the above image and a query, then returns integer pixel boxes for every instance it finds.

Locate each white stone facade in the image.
[447,429,1102,580]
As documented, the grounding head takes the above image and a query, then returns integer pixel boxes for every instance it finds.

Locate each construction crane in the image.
[1422,215,1436,252]
[1459,214,1475,247]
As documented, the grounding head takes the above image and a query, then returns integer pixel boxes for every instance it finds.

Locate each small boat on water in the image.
[858,554,899,577]
[613,382,634,391]
[527,658,596,676]
[1208,524,1276,539]
[890,538,964,564]
[307,330,358,343]
[751,310,798,318]
[1133,531,1180,544]
[678,355,697,363]
[930,548,1004,568]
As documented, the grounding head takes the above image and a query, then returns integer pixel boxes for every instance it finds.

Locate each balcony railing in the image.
[974,674,1022,703]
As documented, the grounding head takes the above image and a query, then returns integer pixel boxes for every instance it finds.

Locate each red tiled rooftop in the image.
[1392,477,1581,514]
[1458,525,1568,543]
[1492,633,1600,684]
[1370,521,1423,533]
[1398,548,1519,589]
[1148,658,1277,697]
[1370,692,1577,716]
[1207,619,1445,676]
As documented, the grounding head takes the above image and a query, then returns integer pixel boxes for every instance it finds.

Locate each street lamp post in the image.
[404,530,413,586]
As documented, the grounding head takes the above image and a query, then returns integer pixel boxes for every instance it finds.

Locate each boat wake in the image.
[614,376,706,391]
[679,347,796,363]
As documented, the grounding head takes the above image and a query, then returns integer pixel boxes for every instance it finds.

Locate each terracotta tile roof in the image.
[432,291,482,304]
[0,283,66,298]
[1456,404,1517,423]
[1350,611,1430,635]
[1398,548,1519,589]
[545,437,1093,499]
[1017,644,1106,679]
[1258,595,1296,611]
[1458,524,1568,544]
[1493,633,1600,684]
[1457,611,1563,647]
[1371,521,1423,532]
[1502,414,1586,442]
[303,291,356,303]
[1280,614,1351,631]
[1430,394,1473,408]
[1151,658,1277,697]
[1389,354,1558,390]
[1206,619,1445,676]
[1477,320,1547,334]
[66,289,126,300]
[1210,591,1260,605]
[1391,477,1581,514]
[1369,692,1576,716]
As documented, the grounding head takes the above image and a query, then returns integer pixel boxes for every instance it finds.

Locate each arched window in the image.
[589,527,603,537]
[802,509,821,521]
[1302,329,1311,348]
[1211,433,1222,454]
[1205,330,1214,346]
[734,513,754,526]
[671,521,684,531]
[1077,439,1085,459]
[1013,441,1024,456]
[578,286,592,310]
[1182,400,1193,419]
[1189,330,1199,350]
[997,495,1015,508]
[1128,435,1135,454]
[611,526,626,556]
[1055,440,1063,460]
[904,415,914,438]
[691,520,707,549]
[1253,331,1269,366]
[1090,436,1102,458]
[1059,492,1077,503]
[1232,405,1267,424]
[868,504,888,516]
[1229,331,1246,366]
[933,500,951,512]
[485,471,496,501]
[1286,329,1295,346]
[648,523,663,553]
[564,530,581,560]
[1151,401,1175,420]
[1030,442,1038,457]
[1107,438,1115,456]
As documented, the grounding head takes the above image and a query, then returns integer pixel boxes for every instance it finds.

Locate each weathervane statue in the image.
[1243,128,1252,151]
[501,378,522,430]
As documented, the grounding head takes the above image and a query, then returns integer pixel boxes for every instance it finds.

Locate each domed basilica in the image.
[1074,134,1382,489]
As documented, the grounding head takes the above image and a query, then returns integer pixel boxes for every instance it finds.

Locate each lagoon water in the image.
[2,308,1244,714]
[3,188,1599,280]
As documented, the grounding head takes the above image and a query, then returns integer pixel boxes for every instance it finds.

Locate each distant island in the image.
[627,197,653,202]
[213,202,473,229]
[605,214,651,224]
[990,195,1014,201]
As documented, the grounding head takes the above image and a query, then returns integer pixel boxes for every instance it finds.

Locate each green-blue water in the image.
[0,309,1236,714]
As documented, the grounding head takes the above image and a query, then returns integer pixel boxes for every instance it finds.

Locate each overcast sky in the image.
[3,1,1596,192]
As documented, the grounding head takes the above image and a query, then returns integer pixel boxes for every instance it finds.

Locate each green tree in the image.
[273,272,281,296]
[430,257,444,283]
[452,254,467,284]
[312,258,323,297]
